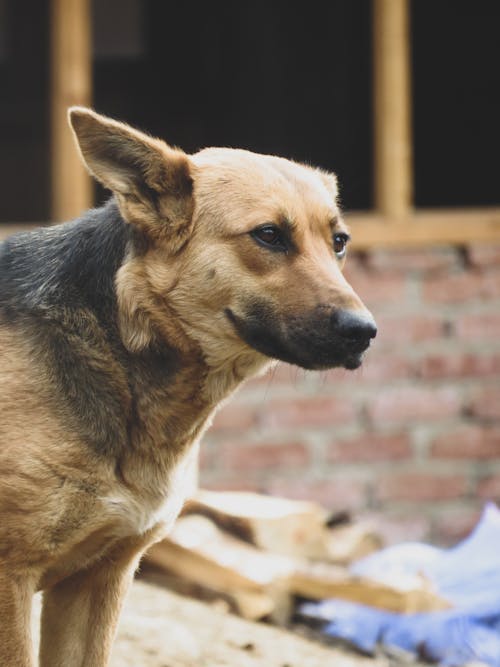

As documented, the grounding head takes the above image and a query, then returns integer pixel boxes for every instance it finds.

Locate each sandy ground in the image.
[32,579,410,667]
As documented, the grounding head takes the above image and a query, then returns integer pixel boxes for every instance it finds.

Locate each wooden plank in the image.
[146,515,293,621]
[347,208,500,248]
[2,207,500,247]
[145,541,279,621]
[145,515,450,616]
[184,490,381,563]
[290,562,450,614]
[0,224,39,240]
[373,0,413,220]
[184,490,329,559]
[50,0,92,222]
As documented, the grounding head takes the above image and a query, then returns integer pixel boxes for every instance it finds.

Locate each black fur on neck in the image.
[0,199,179,458]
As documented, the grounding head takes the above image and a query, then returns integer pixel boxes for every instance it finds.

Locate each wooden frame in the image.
[348,0,500,248]
[50,0,92,222]
[1,0,499,246]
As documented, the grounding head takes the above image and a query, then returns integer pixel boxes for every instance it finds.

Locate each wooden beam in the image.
[3,208,500,248]
[373,0,413,220]
[146,515,450,615]
[50,0,92,222]
[347,208,500,248]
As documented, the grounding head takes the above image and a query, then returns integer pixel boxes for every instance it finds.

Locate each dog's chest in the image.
[103,441,199,538]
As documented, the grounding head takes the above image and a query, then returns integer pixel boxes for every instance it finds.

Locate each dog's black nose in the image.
[331,309,377,346]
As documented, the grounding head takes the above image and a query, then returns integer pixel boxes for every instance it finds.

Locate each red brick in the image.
[247,362,308,387]
[366,248,458,275]
[220,441,310,471]
[321,355,414,383]
[344,274,406,307]
[257,396,356,430]
[327,433,411,463]
[374,314,445,345]
[366,386,462,425]
[478,269,500,298]
[342,251,366,274]
[361,511,431,545]
[467,387,500,421]
[342,263,364,285]
[477,474,500,500]
[467,244,500,268]
[199,442,213,470]
[423,270,500,304]
[431,425,500,459]
[418,352,500,379]
[431,507,481,546]
[375,472,468,502]
[356,355,415,382]
[455,313,500,341]
[266,477,368,511]
[211,404,257,432]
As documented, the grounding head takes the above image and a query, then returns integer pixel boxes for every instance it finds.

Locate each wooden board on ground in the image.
[185,489,382,564]
[184,489,329,559]
[31,580,423,666]
[146,514,293,621]
[145,515,450,619]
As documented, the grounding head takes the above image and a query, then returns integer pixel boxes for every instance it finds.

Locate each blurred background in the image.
[1,0,499,545]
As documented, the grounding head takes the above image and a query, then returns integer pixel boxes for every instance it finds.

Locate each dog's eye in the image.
[333,233,349,259]
[251,225,287,252]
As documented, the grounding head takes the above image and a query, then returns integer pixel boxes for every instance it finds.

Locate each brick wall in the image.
[200,244,500,546]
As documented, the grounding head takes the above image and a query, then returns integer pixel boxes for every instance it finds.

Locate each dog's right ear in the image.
[68,107,194,249]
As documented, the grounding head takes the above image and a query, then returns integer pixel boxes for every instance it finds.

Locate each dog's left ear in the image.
[69,107,194,248]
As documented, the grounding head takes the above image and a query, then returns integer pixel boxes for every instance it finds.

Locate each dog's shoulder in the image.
[0,199,129,318]
[0,200,136,457]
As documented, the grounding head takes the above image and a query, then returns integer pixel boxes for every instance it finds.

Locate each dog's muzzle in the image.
[226,303,377,371]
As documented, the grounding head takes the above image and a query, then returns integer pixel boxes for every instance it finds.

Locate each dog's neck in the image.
[171,318,271,405]
[115,276,271,490]
[203,348,271,404]
[116,252,271,405]
[116,328,270,496]
[121,308,269,438]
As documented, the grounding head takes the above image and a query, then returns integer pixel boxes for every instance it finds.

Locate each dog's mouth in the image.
[225,305,376,371]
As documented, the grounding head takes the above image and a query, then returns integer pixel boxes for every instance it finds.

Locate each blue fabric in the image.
[300,503,500,665]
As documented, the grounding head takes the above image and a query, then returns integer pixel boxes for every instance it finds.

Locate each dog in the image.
[0,108,376,666]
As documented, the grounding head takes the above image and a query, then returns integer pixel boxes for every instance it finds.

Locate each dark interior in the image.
[0,0,50,222]
[411,0,500,207]
[92,0,373,212]
[0,0,498,223]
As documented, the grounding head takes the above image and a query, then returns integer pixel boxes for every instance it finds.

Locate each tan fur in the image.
[0,108,374,666]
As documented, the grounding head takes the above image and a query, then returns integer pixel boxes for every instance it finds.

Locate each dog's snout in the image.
[331,309,377,345]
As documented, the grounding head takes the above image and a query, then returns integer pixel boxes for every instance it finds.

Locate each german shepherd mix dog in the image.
[0,108,376,666]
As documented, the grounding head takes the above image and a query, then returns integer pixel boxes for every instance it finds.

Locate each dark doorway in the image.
[0,0,50,222]
[412,0,500,207]
[93,1,374,212]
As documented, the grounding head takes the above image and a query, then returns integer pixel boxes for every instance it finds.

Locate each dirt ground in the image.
[32,580,418,667]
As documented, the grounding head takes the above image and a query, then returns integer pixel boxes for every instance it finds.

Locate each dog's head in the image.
[70,108,376,372]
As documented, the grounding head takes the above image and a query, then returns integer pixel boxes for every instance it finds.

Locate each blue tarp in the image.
[300,503,500,665]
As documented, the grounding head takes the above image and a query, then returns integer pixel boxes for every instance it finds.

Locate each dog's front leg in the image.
[0,569,35,667]
[39,533,154,667]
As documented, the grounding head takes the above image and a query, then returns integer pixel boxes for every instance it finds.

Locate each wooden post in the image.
[51,0,92,222]
[373,0,413,220]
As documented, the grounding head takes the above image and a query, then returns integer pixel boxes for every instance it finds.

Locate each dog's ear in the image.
[318,170,339,203]
[68,107,194,248]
